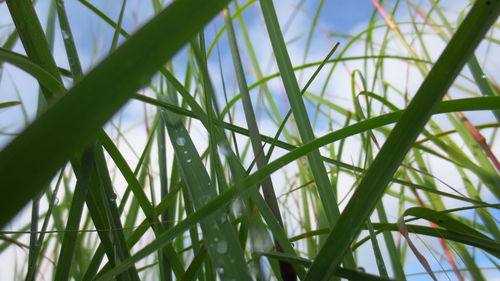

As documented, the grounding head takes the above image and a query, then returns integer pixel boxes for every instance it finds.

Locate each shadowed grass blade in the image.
[0,0,230,228]
[161,98,252,281]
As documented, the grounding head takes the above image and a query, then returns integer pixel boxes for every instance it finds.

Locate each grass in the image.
[0,0,499,280]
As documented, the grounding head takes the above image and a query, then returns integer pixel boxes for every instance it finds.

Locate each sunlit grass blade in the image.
[305,1,500,279]
[257,4,347,265]
[223,7,295,280]
[366,223,500,258]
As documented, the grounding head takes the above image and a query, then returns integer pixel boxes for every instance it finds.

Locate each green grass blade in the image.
[54,147,94,281]
[223,8,295,280]
[161,98,252,280]
[369,223,500,258]
[0,0,230,228]
[257,1,346,250]
[305,1,500,280]
[255,251,394,281]
[0,101,21,109]
[0,48,64,94]
[98,131,185,277]
[55,0,84,79]
[5,0,63,100]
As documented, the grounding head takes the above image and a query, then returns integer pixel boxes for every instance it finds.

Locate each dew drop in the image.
[216,241,228,254]
[357,267,365,272]
[61,30,70,40]
[186,158,192,163]
[251,228,273,251]
[176,137,186,146]
[481,74,487,79]
[110,193,118,201]
[219,216,227,224]
[216,267,224,275]
[201,195,211,204]
[231,199,243,217]
[217,142,231,157]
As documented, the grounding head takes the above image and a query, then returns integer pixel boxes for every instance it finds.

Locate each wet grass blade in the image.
[160,97,252,280]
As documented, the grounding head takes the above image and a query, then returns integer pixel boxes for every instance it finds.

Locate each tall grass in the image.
[0,0,499,280]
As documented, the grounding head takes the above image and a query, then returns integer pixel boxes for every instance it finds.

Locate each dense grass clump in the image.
[0,0,499,280]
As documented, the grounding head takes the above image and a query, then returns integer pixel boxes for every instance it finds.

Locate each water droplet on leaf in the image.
[176,137,186,146]
[216,241,228,254]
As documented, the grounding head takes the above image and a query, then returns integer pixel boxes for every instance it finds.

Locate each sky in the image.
[0,0,499,280]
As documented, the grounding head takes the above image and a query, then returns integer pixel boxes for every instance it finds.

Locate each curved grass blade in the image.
[403,207,493,240]
[140,93,498,206]
[304,1,500,280]
[5,0,62,100]
[0,48,64,94]
[370,223,500,259]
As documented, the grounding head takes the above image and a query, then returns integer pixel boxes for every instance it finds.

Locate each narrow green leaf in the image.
[0,0,231,228]
[305,1,500,280]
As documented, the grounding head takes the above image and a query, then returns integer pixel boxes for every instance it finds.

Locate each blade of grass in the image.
[305,2,500,279]
[160,96,252,280]
[54,147,94,281]
[223,7,295,280]
[254,251,394,281]
[369,223,500,258]
[0,0,231,228]
[257,5,354,272]
[140,92,497,206]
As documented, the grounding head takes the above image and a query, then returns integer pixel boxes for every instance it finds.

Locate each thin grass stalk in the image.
[194,29,285,280]
[97,131,186,278]
[157,94,172,281]
[54,147,94,281]
[258,0,343,230]
[223,7,296,280]
[232,0,290,132]
[110,0,127,52]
